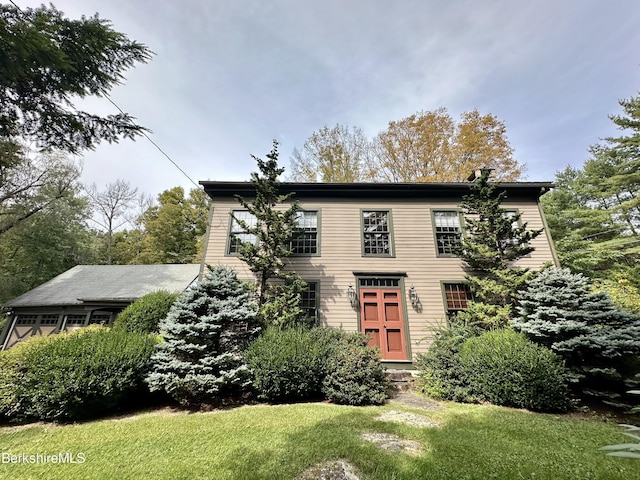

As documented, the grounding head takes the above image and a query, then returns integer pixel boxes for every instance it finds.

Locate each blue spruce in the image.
[145,265,260,407]
[512,267,640,409]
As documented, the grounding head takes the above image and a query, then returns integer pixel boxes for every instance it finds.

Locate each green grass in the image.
[0,401,637,480]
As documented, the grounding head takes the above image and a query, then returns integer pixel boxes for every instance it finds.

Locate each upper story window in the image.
[291,211,318,255]
[443,283,473,320]
[362,210,392,256]
[228,211,257,254]
[433,210,461,256]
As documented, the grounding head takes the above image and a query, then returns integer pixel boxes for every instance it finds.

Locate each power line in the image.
[102,94,200,189]
[7,0,200,190]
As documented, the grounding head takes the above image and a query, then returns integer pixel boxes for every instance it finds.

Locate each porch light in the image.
[409,285,418,306]
[347,284,357,306]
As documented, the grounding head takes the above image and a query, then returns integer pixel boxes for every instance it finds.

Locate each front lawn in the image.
[0,401,636,480]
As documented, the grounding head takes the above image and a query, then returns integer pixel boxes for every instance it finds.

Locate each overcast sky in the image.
[18,0,640,197]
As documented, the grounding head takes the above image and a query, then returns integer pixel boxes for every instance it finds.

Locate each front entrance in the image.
[359,288,407,360]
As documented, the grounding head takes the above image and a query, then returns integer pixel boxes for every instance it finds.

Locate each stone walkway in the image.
[297,392,441,479]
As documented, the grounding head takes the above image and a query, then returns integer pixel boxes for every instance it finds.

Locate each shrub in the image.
[322,336,389,406]
[145,266,260,407]
[459,329,571,412]
[513,267,640,409]
[415,324,479,403]
[2,327,158,422]
[246,326,327,402]
[113,290,179,334]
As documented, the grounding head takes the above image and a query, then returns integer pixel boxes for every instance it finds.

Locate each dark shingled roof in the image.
[4,264,201,308]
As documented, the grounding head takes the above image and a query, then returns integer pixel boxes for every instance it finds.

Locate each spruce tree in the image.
[455,169,543,329]
[145,265,260,407]
[234,141,307,327]
[512,267,640,409]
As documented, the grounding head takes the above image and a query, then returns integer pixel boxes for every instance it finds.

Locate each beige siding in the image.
[203,198,556,360]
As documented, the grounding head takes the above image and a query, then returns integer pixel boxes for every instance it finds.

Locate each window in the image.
[300,282,318,323]
[362,211,392,256]
[443,283,473,319]
[89,312,111,325]
[359,278,399,287]
[291,211,318,255]
[228,211,257,254]
[15,315,37,325]
[433,211,461,255]
[39,314,59,326]
[65,314,86,326]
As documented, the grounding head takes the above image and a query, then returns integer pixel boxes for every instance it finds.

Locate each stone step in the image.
[386,370,418,392]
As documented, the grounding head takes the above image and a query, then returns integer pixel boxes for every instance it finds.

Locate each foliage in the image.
[0,147,82,236]
[145,265,260,407]
[370,108,524,182]
[541,91,640,291]
[321,336,389,406]
[512,268,640,409]
[85,179,139,264]
[245,326,328,402]
[246,326,380,402]
[234,141,306,325]
[0,174,98,303]
[0,326,158,422]
[113,290,179,334]
[138,187,210,264]
[0,4,152,153]
[416,324,480,402]
[289,124,371,182]
[459,329,571,412]
[455,169,542,329]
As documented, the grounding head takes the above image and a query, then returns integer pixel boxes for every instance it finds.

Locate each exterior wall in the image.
[1,307,118,350]
[203,197,556,361]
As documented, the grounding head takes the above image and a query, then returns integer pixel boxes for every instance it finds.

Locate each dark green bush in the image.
[459,329,571,412]
[322,335,389,406]
[415,324,480,403]
[4,327,158,422]
[246,326,328,402]
[246,326,387,404]
[113,290,179,334]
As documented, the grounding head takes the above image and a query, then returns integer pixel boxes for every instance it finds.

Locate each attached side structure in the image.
[1,264,200,349]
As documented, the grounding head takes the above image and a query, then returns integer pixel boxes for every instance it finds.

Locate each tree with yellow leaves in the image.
[371,109,525,182]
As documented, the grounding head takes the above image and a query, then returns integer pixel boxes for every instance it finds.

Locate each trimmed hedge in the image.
[322,336,389,406]
[0,327,158,422]
[459,329,572,412]
[246,327,389,405]
[113,290,179,334]
[245,326,328,402]
[415,324,479,403]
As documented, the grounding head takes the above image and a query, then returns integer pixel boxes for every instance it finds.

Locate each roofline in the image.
[199,181,554,200]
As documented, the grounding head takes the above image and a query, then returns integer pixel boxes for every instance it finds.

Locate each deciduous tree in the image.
[289,124,371,182]
[371,109,524,182]
[85,180,139,264]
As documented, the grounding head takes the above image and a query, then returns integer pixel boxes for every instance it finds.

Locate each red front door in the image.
[359,288,407,360]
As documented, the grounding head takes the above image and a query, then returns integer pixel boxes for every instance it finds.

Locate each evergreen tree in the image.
[455,169,543,329]
[234,141,307,327]
[145,265,260,407]
[512,268,640,409]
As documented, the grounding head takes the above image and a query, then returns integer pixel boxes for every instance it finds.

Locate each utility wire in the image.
[7,0,200,189]
[102,94,200,189]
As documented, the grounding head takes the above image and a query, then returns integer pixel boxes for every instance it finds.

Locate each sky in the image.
[17,0,640,198]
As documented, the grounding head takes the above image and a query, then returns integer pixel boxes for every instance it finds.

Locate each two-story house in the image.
[200,176,557,366]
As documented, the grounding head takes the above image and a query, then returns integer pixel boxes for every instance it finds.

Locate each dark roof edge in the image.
[199,181,554,200]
